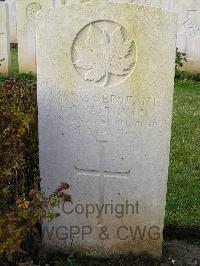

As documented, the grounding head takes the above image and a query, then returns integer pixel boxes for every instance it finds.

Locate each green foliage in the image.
[175,48,187,80]
[11,47,19,75]
[166,79,200,225]
[0,76,71,258]
[178,72,200,82]
[0,75,7,83]
[176,48,187,69]
[175,48,200,81]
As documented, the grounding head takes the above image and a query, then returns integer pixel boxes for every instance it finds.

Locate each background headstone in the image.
[110,0,200,72]
[16,0,54,74]
[0,2,11,75]
[5,0,17,43]
[173,0,200,72]
[38,1,177,257]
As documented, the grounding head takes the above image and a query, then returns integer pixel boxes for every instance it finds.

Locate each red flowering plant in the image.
[0,75,71,257]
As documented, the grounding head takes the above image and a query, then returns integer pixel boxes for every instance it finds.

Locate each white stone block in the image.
[37,0,177,257]
[16,0,54,74]
[5,0,17,43]
[0,2,11,75]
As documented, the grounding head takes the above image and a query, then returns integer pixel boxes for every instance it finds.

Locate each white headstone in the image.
[16,0,54,74]
[5,0,17,43]
[174,0,200,72]
[38,0,177,257]
[0,2,11,75]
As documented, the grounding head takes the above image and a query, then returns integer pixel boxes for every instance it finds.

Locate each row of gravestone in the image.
[4,0,65,43]
[0,0,64,75]
[1,0,178,258]
[1,0,200,74]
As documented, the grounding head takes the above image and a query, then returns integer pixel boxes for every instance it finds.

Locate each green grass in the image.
[166,79,200,225]
[10,47,18,74]
[1,48,200,226]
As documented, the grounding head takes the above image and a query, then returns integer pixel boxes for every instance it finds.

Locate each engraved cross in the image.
[75,136,131,225]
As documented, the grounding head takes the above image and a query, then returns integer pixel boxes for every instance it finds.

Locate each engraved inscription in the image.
[55,90,158,137]
[180,10,200,37]
[183,17,200,37]
[26,2,42,22]
[72,21,136,87]
[90,94,157,136]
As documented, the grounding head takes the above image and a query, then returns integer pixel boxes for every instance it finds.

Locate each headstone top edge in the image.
[37,1,177,21]
[0,2,7,7]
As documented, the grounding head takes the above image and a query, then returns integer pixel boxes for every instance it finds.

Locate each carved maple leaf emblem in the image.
[74,24,134,86]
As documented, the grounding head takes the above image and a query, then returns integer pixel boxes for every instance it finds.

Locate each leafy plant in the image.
[176,48,187,69]
[0,76,71,260]
[175,49,200,82]
[175,48,188,79]
[74,24,134,86]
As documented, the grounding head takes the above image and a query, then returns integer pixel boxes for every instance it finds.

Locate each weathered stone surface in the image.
[110,0,200,72]
[5,0,17,43]
[38,0,177,257]
[66,0,90,3]
[173,0,200,73]
[16,0,53,74]
[0,2,11,75]
[55,0,65,6]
